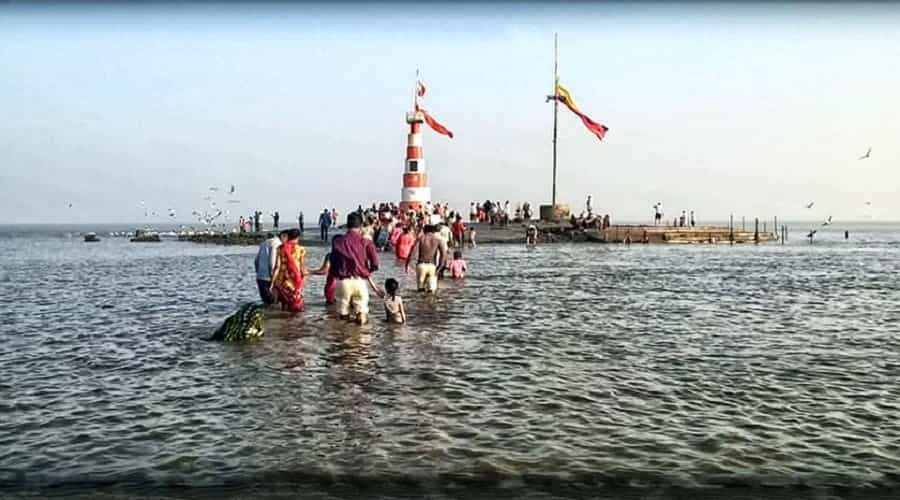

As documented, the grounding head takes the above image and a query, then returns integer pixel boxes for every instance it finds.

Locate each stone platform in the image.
[177,222,776,247]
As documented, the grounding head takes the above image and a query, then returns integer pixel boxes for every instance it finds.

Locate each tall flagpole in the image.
[552,33,559,208]
[414,68,420,108]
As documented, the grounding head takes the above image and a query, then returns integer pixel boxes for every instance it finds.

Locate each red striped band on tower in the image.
[403,173,428,188]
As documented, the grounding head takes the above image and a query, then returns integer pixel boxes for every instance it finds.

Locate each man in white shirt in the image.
[254,230,288,305]
[437,222,452,246]
[586,195,594,217]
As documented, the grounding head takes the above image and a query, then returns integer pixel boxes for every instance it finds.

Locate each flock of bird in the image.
[188,185,240,226]
[66,147,875,238]
[124,185,242,227]
[804,146,873,240]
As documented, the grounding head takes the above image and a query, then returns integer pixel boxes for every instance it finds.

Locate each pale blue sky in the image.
[2,2,899,224]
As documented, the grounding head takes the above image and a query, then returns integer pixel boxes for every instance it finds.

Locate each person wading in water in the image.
[254,230,288,305]
[405,224,447,294]
[329,213,380,324]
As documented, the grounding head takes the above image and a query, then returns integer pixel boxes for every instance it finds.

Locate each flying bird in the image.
[864,201,872,206]
[209,187,220,192]
[858,147,871,160]
[821,216,833,226]
[805,202,815,209]
[67,203,73,208]
[807,230,817,238]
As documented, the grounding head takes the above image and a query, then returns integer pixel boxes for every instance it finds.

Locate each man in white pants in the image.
[329,213,380,324]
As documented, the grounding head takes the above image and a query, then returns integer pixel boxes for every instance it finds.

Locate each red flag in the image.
[572,110,608,141]
[422,110,454,138]
[556,83,609,141]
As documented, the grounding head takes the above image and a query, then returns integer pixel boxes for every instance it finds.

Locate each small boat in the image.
[84,232,100,242]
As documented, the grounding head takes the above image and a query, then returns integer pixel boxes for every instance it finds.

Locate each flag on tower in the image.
[422,110,454,138]
[556,83,609,141]
[414,79,454,139]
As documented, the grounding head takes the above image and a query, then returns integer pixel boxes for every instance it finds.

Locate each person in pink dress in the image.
[395,225,416,261]
[389,223,404,250]
[448,250,467,279]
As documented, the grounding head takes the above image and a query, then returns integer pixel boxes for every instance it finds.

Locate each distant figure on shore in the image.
[298,211,304,234]
[526,224,538,246]
[467,226,477,249]
[331,208,339,228]
[469,202,478,222]
[406,224,447,294]
[448,250,467,279]
[253,211,262,233]
[330,213,380,324]
[254,230,288,305]
[318,208,332,241]
[653,202,663,226]
[382,278,406,324]
[679,210,686,227]
[239,216,246,234]
[690,210,696,228]
[625,231,632,246]
[273,211,280,230]
[523,201,532,221]
[271,229,306,313]
[586,195,594,217]
[845,230,849,240]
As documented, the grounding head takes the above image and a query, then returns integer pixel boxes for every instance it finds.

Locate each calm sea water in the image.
[2,223,900,500]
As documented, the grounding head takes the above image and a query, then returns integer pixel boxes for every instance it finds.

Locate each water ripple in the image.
[2,232,900,498]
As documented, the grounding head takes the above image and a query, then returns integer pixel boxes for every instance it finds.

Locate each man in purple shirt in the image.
[329,212,380,324]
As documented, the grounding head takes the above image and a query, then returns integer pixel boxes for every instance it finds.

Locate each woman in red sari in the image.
[271,229,307,313]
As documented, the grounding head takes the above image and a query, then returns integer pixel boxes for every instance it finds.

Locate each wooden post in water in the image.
[742,216,746,231]
[730,214,734,245]
[754,218,759,244]
[781,225,786,245]
[774,216,778,236]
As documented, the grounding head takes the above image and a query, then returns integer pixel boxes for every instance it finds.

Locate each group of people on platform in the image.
[652,202,697,227]
[254,206,470,326]
[238,210,283,234]
[469,200,533,226]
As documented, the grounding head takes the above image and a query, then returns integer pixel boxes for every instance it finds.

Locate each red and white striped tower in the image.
[399,109,430,214]
[399,74,431,214]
